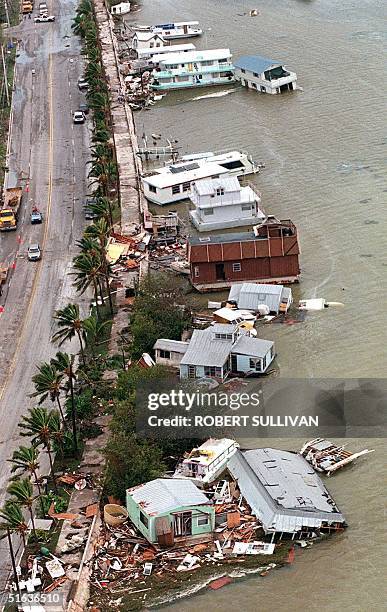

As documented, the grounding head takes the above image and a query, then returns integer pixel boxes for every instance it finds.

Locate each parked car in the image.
[73,111,85,124]
[78,78,88,91]
[34,15,55,22]
[78,102,89,115]
[27,244,41,261]
[30,209,43,224]
[84,197,98,220]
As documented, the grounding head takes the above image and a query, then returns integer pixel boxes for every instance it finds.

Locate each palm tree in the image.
[50,352,78,452]
[31,362,66,425]
[18,407,60,493]
[86,196,114,226]
[72,253,103,319]
[7,479,38,539]
[83,314,111,356]
[0,501,29,546]
[8,445,45,515]
[84,219,114,313]
[52,304,87,366]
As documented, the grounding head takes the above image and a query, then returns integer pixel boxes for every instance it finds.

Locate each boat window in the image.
[139,511,149,528]
[159,349,171,359]
[203,207,214,216]
[194,266,200,277]
[148,184,157,193]
[220,160,244,170]
[216,187,225,196]
[232,262,241,272]
[182,181,191,191]
[249,358,262,371]
[201,60,213,66]
[197,516,209,526]
[241,203,252,211]
[172,184,181,194]
[241,68,246,73]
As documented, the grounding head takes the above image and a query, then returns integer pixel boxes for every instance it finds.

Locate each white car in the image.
[27,244,41,261]
[34,15,55,22]
[73,111,85,124]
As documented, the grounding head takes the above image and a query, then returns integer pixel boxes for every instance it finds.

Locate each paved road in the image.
[0,0,91,586]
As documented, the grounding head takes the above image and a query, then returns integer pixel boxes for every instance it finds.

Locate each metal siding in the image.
[220,242,242,261]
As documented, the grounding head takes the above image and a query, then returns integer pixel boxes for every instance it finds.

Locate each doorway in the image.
[215,263,226,280]
[173,511,192,536]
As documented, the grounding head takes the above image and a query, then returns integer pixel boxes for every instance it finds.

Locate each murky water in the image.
[126,0,386,609]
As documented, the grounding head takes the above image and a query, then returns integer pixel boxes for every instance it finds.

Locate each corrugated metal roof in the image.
[194,176,241,196]
[228,449,345,533]
[234,55,281,74]
[154,339,189,353]
[180,327,232,367]
[228,283,285,313]
[143,162,229,189]
[232,335,273,358]
[128,478,210,515]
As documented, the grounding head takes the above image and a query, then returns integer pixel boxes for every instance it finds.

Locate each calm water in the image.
[127,1,387,609]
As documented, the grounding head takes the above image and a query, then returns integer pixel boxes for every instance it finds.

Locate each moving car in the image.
[34,15,55,22]
[84,197,98,220]
[30,209,43,224]
[27,244,41,261]
[78,78,88,91]
[73,111,85,124]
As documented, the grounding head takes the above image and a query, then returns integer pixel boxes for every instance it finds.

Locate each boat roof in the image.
[133,31,165,41]
[138,43,196,57]
[194,176,241,196]
[184,438,238,465]
[153,21,200,28]
[234,55,283,74]
[158,48,232,65]
[153,339,189,353]
[143,162,229,189]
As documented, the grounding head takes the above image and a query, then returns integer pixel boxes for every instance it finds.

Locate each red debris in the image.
[209,576,232,590]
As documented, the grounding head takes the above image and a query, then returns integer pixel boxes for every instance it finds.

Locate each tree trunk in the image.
[104,272,114,314]
[46,444,58,494]
[69,365,78,454]
[32,469,46,516]
[93,278,101,319]
[28,506,37,540]
[76,331,86,366]
[56,395,67,429]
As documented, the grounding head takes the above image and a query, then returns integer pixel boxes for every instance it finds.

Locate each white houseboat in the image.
[152,49,235,91]
[234,55,297,94]
[131,31,165,51]
[110,2,131,16]
[136,43,196,62]
[189,176,265,232]
[151,21,202,40]
[172,438,239,485]
[142,151,260,205]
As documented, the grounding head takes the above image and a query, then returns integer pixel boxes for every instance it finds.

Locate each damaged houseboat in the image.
[300,438,374,475]
[187,216,301,291]
[172,438,239,485]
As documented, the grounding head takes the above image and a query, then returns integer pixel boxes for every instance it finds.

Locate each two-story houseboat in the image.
[142,150,260,205]
[234,55,298,94]
[151,21,202,39]
[189,176,265,231]
[151,49,236,91]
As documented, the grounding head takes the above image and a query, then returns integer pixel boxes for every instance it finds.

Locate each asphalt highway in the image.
[0,0,91,586]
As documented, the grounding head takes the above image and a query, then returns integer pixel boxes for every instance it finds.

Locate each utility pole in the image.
[1,45,10,106]
[4,0,10,27]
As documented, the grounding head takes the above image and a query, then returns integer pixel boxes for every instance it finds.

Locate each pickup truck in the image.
[0,187,23,231]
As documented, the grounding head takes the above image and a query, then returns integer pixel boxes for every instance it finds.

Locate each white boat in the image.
[110,2,131,16]
[189,176,265,231]
[300,438,374,475]
[152,49,235,91]
[136,43,196,61]
[142,150,260,206]
[173,438,239,486]
[151,21,202,40]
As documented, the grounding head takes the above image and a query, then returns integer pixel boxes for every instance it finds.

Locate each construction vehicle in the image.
[22,1,33,14]
[0,265,8,296]
[0,187,23,231]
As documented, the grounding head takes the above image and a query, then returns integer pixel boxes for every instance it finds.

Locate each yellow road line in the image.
[0,46,54,402]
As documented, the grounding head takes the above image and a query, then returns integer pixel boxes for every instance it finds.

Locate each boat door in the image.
[215,263,226,280]
[187,63,193,72]
[183,24,188,34]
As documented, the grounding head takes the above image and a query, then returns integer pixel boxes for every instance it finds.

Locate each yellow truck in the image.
[0,187,23,231]
[22,1,33,13]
